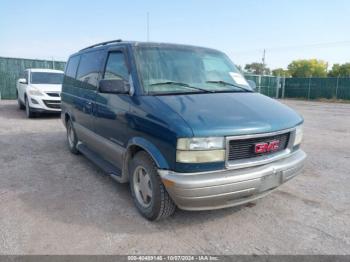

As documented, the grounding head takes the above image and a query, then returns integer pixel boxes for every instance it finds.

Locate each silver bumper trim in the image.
[158,149,306,211]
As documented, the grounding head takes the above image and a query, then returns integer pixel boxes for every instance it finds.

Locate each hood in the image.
[155,92,303,137]
[30,84,62,93]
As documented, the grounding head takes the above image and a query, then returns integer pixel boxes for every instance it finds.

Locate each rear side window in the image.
[65,55,80,79]
[103,52,129,81]
[76,50,104,89]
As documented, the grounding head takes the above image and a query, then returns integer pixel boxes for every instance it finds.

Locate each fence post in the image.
[307,77,311,100]
[276,77,280,99]
[258,75,262,93]
[282,77,285,99]
[335,75,340,99]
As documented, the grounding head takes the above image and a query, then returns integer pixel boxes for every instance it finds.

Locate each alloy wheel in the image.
[133,166,153,208]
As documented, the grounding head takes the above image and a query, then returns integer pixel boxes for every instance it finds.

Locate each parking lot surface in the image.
[0,99,349,255]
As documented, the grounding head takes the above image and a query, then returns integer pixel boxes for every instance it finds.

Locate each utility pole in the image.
[262,49,266,75]
[147,12,150,42]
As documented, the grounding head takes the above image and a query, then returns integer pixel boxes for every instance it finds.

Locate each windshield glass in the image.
[135,46,252,95]
[31,72,63,84]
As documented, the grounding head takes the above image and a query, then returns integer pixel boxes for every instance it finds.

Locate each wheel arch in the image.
[63,111,75,128]
[122,137,170,183]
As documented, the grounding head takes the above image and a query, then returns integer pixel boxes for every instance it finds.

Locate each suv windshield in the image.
[31,72,63,84]
[135,46,253,95]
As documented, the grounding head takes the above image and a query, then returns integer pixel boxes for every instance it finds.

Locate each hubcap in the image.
[133,166,153,208]
[67,123,75,147]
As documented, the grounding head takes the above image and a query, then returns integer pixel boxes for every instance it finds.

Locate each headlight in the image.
[294,125,303,146]
[176,137,225,163]
[177,137,225,150]
[28,88,43,96]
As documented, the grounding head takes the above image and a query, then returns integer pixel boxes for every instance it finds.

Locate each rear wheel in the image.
[67,119,79,154]
[25,97,35,118]
[129,151,176,221]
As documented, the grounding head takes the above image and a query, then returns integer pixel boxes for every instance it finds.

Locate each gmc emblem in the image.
[254,140,280,154]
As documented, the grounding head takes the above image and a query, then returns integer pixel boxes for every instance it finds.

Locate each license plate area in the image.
[259,171,282,192]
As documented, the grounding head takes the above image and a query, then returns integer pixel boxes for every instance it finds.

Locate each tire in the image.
[129,151,176,221]
[66,119,79,154]
[17,91,25,110]
[25,97,35,118]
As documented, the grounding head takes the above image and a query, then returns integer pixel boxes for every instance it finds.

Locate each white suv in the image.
[17,68,64,118]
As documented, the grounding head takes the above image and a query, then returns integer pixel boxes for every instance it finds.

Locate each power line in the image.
[233,40,350,55]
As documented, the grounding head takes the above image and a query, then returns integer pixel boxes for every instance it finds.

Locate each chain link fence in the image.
[284,77,350,100]
[244,74,283,98]
[0,57,66,99]
[245,74,350,100]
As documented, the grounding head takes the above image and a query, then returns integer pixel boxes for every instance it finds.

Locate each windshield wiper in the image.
[206,80,253,92]
[149,81,213,93]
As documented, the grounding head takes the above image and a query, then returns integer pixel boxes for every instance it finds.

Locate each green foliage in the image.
[244,62,270,75]
[235,64,243,73]
[328,63,350,77]
[272,68,291,77]
[287,59,328,77]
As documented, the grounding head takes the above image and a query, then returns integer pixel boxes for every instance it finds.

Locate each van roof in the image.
[72,40,220,57]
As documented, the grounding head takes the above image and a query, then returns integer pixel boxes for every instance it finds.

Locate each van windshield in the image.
[135,46,252,95]
[31,72,64,85]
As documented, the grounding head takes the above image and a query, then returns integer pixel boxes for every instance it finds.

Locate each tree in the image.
[244,62,271,75]
[272,68,291,77]
[287,59,328,77]
[235,64,243,73]
[328,63,350,77]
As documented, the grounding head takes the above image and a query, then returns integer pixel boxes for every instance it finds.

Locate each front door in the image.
[93,49,131,168]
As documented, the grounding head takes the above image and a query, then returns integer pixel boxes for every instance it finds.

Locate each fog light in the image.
[31,98,39,104]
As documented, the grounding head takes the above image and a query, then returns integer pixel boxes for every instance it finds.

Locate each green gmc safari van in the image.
[61,40,306,220]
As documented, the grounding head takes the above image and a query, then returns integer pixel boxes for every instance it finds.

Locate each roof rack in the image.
[79,39,122,52]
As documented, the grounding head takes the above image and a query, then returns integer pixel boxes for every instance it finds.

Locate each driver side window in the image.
[103,52,129,81]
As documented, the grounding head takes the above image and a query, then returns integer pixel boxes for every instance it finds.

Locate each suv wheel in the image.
[25,97,35,118]
[130,151,176,221]
[67,119,79,154]
[17,92,25,110]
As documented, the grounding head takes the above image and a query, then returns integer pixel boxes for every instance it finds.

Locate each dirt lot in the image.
[0,99,349,255]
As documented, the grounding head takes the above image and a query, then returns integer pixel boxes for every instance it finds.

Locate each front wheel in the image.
[17,92,25,110]
[25,97,35,118]
[129,151,176,221]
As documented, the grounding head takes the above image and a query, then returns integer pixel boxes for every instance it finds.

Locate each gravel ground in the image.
[0,99,349,255]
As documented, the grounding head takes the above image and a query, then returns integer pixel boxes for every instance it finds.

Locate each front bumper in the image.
[28,95,61,112]
[158,149,306,211]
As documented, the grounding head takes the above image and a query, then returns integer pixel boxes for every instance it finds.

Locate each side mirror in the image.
[18,78,27,84]
[247,80,257,91]
[98,79,130,94]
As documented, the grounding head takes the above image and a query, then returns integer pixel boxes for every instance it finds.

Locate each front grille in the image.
[43,100,61,109]
[46,92,60,97]
[228,132,290,161]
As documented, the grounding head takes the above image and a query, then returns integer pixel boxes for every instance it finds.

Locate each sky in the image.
[0,0,349,69]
